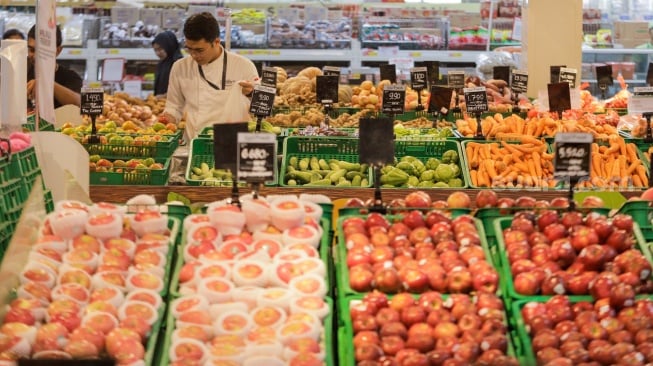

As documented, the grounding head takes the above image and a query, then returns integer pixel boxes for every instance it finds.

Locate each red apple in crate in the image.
[570,225,599,251]
[475,190,498,208]
[581,195,605,208]
[366,213,390,230]
[379,321,407,339]
[374,268,402,294]
[610,282,636,309]
[612,213,634,233]
[544,223,568,243]
[561,211,584,228]
[514,272,541,295]
[446,192,471,209]
[405,191,432,208]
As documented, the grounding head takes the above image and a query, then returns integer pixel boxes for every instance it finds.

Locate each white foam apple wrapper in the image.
[89,202,127,217]
[49,210,89,240]
[298,193,331,205]
[125,194,157,212]
[183,214,211,233]
[33,238,68,255]
[89,286,125,309]
[283,243,319,260]
[231,260,269,287]
[81,311,119,333]
[301,201,323,223]
[62,249,99,274]
[126,271,164,293]
[0,334,31,358]
[209,208,246,236]
[256,287,296,313]
[91,271,126,292]
[277,319,321,346]
[19,261,57,289]
[135,239,169,256]
[55,200,90,213]
[129,212,168,237]
[281,225,321,249]
[241,199,271,232]
[269,201,306,232]
[0,324,38,346]
[289,296,330,320]
[250,305,287,329]
[51,283,90,305]
[171,295,210,319]
[209,302,250,319]
[194,262,231,286]
[230,287,262,311]
[169,338,208,364]
[185,223,223,250]
[84,212,123,241]
[252,229,283,244]
[118,300,158,325]
[197,278,235,304]
[288,273,327,298]
[213,310,253,337]
[103,238,137,258]
[175,315,214,338]
[243,355,286,366]
[247,342,283,359]
[28,248,62,269]
[124,290,162,309]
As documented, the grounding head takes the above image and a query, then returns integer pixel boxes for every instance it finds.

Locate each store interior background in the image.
[1,0,653,98]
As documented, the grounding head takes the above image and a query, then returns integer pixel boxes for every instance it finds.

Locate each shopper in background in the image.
[159,12,258,139]
[152,30,183,97]
[26,25,82,108]
[637,27,653,49]
[2,29,25,40]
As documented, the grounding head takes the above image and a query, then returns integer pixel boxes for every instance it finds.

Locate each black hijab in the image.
[153,31,183,96]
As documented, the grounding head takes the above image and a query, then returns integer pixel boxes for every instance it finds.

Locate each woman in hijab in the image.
[152,31,183,96]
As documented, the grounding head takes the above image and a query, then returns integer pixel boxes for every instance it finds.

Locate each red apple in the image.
[475,190,498,208]
[405,191,432,208]
[447,192,471,209]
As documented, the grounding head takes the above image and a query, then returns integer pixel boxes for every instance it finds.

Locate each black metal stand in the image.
[323,103,333,126]
[567,183,576,212]
[250,181,261,199]
[88,115,100,144]
[230,180,240,207]
[474,112,484,139]
[255,115,263,132]
[369,165,386,214]
[599,84,608,101]
[415,88,424,112]
[644,112,653,143]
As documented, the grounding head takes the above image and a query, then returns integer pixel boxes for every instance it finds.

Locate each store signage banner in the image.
[36,0,57,125]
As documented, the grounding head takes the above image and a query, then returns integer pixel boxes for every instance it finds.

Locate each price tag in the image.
[493,66,510,84]
[628,93,653,115]
[379,64,397,84]
[634,87,653,96]
[316,75,339,105]
[550,65,566,84]
[80,87,104,116]
[647,62,653,86]
[261,66,277,88]
[511,69,528,94]
[548,82,572,113]
[323,66,341,77]
[214,122,249,174]
[359,117,394,166]
[554,132,593,184]
[559,67,578,88]
[237,132,276,183]
[424,61,440,87]
[249,85,276,117]
[382,84,406,115]
[428,86,453,115]
[595,65,613,88]
[463,86,488,114]
[448,70,465,89]
[410,67,427,91]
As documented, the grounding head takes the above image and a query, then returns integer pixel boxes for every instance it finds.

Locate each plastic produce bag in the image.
[476,51,518,80]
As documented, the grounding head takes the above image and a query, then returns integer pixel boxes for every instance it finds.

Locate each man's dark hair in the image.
[27,24,63,47]
[2,28,25,40]
[183,12,220,43]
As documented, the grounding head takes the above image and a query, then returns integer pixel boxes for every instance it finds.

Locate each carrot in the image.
[485,160,498,180]
[626,161,641,175]
[626,143,639,163]
[592,154,603,177]
[470,170,478,187]
[636,165,648,186]
[532,152,543,178]
[633,174,643,187]
[619,156,628,178]
[617,137,627,157]
[527,160,538,179]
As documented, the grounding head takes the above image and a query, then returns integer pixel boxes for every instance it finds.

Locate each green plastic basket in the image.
[390,139,470,188]
[0,221,12,263]
[184,138,257,187]
[334,214,496,306]
[494,216,650,306]
[83,135,178,159]
[338,295,518,366]
[14,147,40,177]
[44,189,54,213]
[0,178,28,218]
[280,136,372,188]
[198,126,285,154]
[616,200,653,242]
[90,158,170,185]
[23,115,55,132]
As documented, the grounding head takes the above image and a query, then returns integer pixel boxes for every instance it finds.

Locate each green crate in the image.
[23,115,55,132]
[90,158,170,185]
[0,222,12,262]
[185,138,254,187]
[617,200,653,242]
[198,126,285,154]
[0,154,22,183]
[14,147,39,177]
[0,178,28,215]
[494,217,649,305]
[169,217,333,299]
[280,136,372,188]
[334,214,495,304]
[83,135,178,159]
[158,295,334,366]
[284,127,359,137]
[338,295,518,366]
[44,189,54,213]
[391,139,469,188]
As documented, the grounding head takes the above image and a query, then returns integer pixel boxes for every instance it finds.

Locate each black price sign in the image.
[261,66,277,87]
[428,86,453,114]
[237,132,276,183]
[359,117,394,166]
[554,132,593,184]
[214,122,248,173]
[634,86,653,96]
[595,65,613,87]
[382,84,406,115]
[425,61,440,86]
[493,66,510,84]
[463,86,488,114]
[316,75,339,104]
[548,82,572,113]
[647,62,653,86]
[380,64,397,84]
[410,67,427,91]
[550,65,566,84]
[249,85,276,117]
[511,70,528,94]
[323,66,341,77]
[559,67,578,88]
[448,71,465,89]
[80,87,104,116]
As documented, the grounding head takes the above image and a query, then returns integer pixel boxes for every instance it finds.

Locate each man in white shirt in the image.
[160,12,259,139]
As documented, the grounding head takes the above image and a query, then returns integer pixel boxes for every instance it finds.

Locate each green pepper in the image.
[379,167,409,186]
